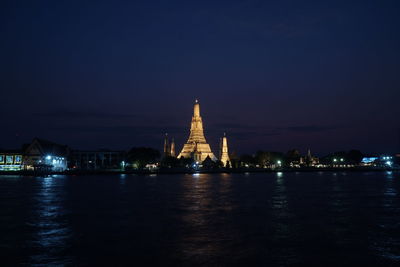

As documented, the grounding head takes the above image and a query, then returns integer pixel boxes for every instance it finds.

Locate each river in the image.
[0,172,399,266]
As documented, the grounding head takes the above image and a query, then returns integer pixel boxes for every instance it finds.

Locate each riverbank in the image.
[0,166,398,176]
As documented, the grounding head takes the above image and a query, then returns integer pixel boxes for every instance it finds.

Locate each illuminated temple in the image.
[178,100,217,162]
[219,133,230,167]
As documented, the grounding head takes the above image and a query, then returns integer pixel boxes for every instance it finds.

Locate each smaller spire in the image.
[170,138,176,157]
[163,134,170,157]
[220,133,230,167]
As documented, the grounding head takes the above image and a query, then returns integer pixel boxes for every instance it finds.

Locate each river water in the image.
[0,172,399,266]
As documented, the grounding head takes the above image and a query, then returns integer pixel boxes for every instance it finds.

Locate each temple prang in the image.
[220,133,230,167]
[178,100,217,161]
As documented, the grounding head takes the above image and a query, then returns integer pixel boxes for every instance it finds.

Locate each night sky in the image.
[1,0,400,156]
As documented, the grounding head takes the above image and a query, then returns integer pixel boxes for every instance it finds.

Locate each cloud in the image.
[281,125,337,133]
[212,123,262,130]
[49,124,186,136]
[213,123,339,141]
[212,123,281,141]
[35,110,137,119]
[229,131,281,141]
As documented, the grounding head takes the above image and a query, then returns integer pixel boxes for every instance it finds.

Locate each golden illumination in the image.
[178,100,216,161]
[219,133,230,167]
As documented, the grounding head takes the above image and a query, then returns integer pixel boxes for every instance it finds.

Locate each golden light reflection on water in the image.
[177,173,233,262]
[181,173,213,219]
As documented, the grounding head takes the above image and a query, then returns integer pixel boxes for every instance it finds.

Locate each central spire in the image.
[178,99,216,161]
[193,99,200,117]
[187,100,206,144]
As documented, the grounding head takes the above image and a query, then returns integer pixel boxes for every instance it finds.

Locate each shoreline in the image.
[0,167,398,176]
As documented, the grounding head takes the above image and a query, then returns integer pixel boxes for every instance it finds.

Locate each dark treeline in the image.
[127,147,160,169]
[126,147,369,170]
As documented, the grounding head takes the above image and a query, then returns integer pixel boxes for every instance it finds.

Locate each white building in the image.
[23,138,69,172]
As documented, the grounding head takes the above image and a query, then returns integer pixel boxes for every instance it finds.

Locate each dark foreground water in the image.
[1,172,400,266]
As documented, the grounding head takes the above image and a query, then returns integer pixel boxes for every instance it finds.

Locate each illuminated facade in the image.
[361,155,394,167]
[178,100,216,161]
[0,151,23,171]
[219,133,230,167]
[23,138,69,172]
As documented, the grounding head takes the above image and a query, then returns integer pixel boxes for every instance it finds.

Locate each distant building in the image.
[23,138,69,172]
[0,150,23,171]
[361,156,379,166]
[70,150,126,170]
[361,155,394,168]
[300,149,319,167]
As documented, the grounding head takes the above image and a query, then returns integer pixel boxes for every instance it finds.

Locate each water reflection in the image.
[371,171,400,261]
[384,172,396,198]
[383,171,397,203]
[28,176,70,265]
[1,172,399,265]
[270,172,297,264]
[119,174,126,185]
[177,173,234,264]
[217,173,233,212]
[328,171,352,251]
[272,172,287,209]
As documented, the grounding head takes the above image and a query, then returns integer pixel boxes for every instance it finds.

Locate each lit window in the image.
[6,156,13,164]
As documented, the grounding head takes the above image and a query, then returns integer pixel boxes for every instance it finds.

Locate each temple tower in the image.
[178,100,216,161]
[163,133,170,157]
[219,133,230,167]
[170,138,176,157]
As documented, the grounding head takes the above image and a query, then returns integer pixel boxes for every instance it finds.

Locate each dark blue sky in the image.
[1,0,400,155]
